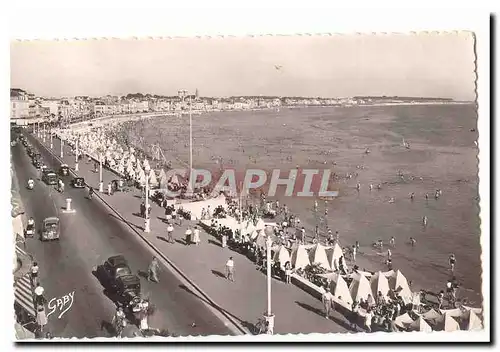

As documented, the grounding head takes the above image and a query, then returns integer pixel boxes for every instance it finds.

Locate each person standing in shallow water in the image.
[449,254,456,272]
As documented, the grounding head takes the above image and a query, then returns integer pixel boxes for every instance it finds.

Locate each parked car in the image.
[40,217,60,241]
[71,177,86,188]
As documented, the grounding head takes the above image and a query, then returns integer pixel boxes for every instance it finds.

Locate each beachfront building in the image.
[10,88,31,120]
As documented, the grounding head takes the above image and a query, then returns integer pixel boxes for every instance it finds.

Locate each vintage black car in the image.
[97,255,141,300]
[71,177,86,188]
[42,170,58,185]
[41,217,61,241]
[26,147,34,157]
[60,164,70,176]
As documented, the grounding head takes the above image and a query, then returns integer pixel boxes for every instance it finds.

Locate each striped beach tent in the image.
[308,243,331,271]
[14,247,35,318]
[327,272,353,306]
[349,273,373,302]
[273,246,291,269]
[464,310,483,331]
[409,316,433,332]
[325,243,343,271]
[290,244,311,270]
[394,312,414,329]
[370,271,391,300]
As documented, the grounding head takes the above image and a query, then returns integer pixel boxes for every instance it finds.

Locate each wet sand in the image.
[116,104,482,306]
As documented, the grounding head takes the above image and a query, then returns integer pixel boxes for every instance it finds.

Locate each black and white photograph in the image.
[7,9,490,342]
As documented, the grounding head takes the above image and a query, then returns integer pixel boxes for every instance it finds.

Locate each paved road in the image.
[44,131,352,335]
[12,132,234,338]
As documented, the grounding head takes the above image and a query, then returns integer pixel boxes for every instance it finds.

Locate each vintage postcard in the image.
[10,32,485,341]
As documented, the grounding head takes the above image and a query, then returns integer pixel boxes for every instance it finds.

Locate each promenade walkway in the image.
[43,136,354,335]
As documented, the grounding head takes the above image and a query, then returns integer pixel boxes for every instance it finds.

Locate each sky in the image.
[10,33,476,100]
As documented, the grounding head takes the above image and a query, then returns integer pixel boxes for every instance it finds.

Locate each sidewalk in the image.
[43,136,353,335]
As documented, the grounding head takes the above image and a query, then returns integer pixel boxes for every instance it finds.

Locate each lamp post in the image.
[263,226,275,334]
[60,137,64,158]
[50,130,53,149]
[99,153,104,192]
[75,137,79,172]
[42,123,46,142]
[178,89,193,193]
[144,165,151,233]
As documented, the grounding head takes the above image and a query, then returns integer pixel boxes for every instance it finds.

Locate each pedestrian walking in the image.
[321,287,334,319]
[148,257,160,283]
[30,261,39,287]
[108,182,112,196]
[192,226,201,245]
[225,257,235,282]
[185,227,192,245]
[351,245,357,262]
[167,223,174,243]
[222,232,228,248]
[284,261,292,284]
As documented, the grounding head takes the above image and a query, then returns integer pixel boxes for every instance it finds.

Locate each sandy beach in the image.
[107,104,481,306]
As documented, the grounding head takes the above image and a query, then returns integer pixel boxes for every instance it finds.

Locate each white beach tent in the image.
[149,170,158,187]
[328,272,353,307]
[409,316,433,333]
[387,270,413,303]
[308,243,331,271]
[273,246,291,269]
[370,271,391,300]
[158,169,168,188]
[137,168,146,185]
[436,314,460,332]
[394,312,414,330]
[465,310,483,331]
[326,243,343,271]
[421,308,442,325]
[440,308,463,319]
[349,273,373,302]
[290,244,311,270]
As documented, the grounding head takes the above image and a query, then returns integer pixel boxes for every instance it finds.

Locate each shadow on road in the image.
[294,301,357,332]
[211,269,226,279]
[108,213,144,231]
[156,236,170,243]
[208,239,222,247]
[100,320,116,336]
[177,284,254,335]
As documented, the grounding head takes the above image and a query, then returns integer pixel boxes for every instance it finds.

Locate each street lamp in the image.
[60,137,64,158]
[50,130,53,149]
[178,89,193,193]
[42,123,46,142]
[75,137,79,172]
[99,152,104,192]
[144,164,151,233]
[263,225,275,334]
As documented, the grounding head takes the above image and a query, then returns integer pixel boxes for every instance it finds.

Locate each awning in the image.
[14,247,35,317]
